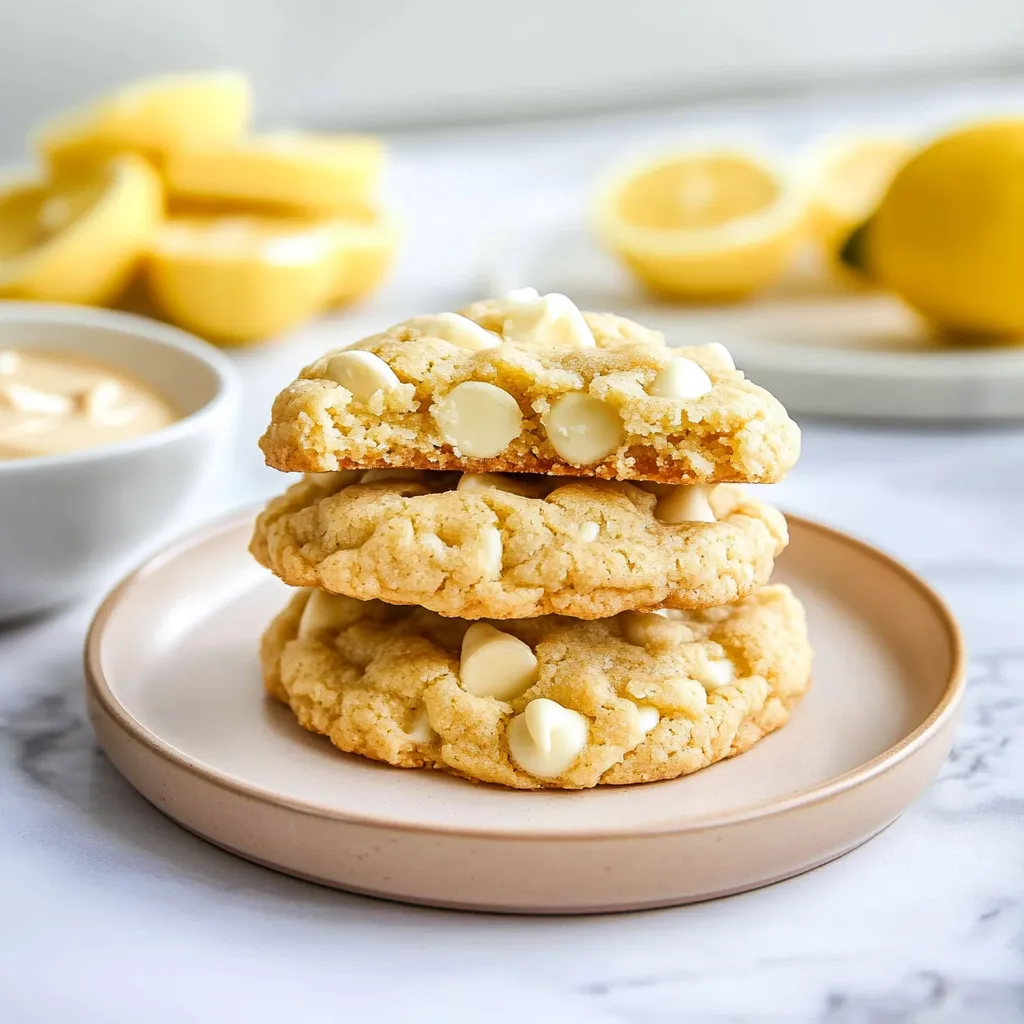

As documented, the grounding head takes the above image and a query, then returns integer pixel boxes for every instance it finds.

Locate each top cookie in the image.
[259,290,800,484]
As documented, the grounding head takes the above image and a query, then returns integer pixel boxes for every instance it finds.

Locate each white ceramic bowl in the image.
[0,302,239,620]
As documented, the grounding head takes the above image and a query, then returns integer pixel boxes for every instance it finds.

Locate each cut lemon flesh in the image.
[165,133,384,214]
[146,215,342,344]
[592,148,807,300]
[0,155,163,304]
[36,71,251,171]
[804,135,911,255]
[330,207,401,306]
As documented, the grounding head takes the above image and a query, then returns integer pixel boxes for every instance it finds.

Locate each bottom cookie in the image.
[261,585,812,790]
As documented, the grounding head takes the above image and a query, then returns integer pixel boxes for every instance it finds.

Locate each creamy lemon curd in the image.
[0,349,177,459]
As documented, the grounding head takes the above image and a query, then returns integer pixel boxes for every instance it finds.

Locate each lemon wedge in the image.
[860,120,1024,336]
[165,133,384,214]
[146,215,341,344]
[591,148,807,300]
[36,71,251,171]
[804,134,911,262]
[331,207,401,306]
[0,155,162,304]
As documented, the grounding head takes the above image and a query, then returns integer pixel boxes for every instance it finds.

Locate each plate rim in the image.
[84,506,966,842]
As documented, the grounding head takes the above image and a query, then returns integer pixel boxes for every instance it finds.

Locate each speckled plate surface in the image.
[484,220,1024,422]
[85,508,964,914]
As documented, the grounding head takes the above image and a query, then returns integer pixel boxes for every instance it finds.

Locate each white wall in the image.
[1,0,1023,154]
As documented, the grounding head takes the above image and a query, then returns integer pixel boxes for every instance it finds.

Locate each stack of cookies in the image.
[251,290,812,790]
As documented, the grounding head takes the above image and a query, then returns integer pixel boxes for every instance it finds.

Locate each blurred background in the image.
[2,0,1024,139]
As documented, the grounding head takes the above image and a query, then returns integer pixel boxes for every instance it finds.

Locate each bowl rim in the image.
[0,301,240,474]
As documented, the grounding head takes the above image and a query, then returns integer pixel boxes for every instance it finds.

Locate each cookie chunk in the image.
[260,583,812,790]
[258,293,800,484]
[250,469,788,619]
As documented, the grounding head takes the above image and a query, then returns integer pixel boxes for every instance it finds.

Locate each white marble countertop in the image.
[2,81,1024,1023]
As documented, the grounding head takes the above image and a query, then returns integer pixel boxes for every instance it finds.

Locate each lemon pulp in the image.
[592,148,806,301]
[616,156,780,231]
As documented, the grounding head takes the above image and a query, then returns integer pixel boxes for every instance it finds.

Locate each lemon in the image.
[146,215,342,344]
[165,133,384,214]
[330,207,401,306]
[803,134,911,261]
[0,155,162,304]
[36,71,250,171]
[858,121,1024,336]
[591,148,807,300]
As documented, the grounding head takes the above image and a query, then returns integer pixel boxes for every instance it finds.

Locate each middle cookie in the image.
[250,469,788,619]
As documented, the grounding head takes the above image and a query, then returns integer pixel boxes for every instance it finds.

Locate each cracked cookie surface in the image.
[259,301,800,485]
[260,583,812,790]
[250,470,788,619]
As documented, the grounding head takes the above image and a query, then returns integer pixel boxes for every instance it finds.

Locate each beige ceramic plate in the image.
[85,509,964,914]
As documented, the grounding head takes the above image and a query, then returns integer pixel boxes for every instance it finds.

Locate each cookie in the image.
[260,583,812,790]
[259,291,800,485]
[250,469,788,619]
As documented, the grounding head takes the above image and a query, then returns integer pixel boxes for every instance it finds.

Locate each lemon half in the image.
[864,121,1024,336]
[165,133,384,214]
[804,134,911,260]
[331,207,400,306]
[592,148,807,301]
[37,71,251,171]
[0,155,162,304]
[146,215,343,344]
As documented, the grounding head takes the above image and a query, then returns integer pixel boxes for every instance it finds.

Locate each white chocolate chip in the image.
[577,521,600,542]
[699,658,736,690]
[0,351,20,375]
[649,357,712,399]
[629,702,661,735]
[421,532,446,558]
[305,470,362,489]
[703,342,735,370]
[0,382,73,416]
[457,472,536,497]
[620,609,693,648]
[479,526,503,577]
[324,351,400,402]
[298,590,364,638]
[621,609,669,646]
[542,392,624,465]
[508,698,588,779]
[459,623,538,701]
[405,312,500,351]
[636,704,661,733]
[432,381,523,458]
[359,468,427,484]
[500,291,596,349]
[654,484,717,524]
[405,705,437,744]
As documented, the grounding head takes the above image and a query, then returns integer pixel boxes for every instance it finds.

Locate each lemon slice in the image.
[165,133,384,214]
[0,155,162,304]
[146,215,341,344]
[330,206,401,306]
[36,71,251,171]
[591,148,807,301]
[804,134,911,258]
